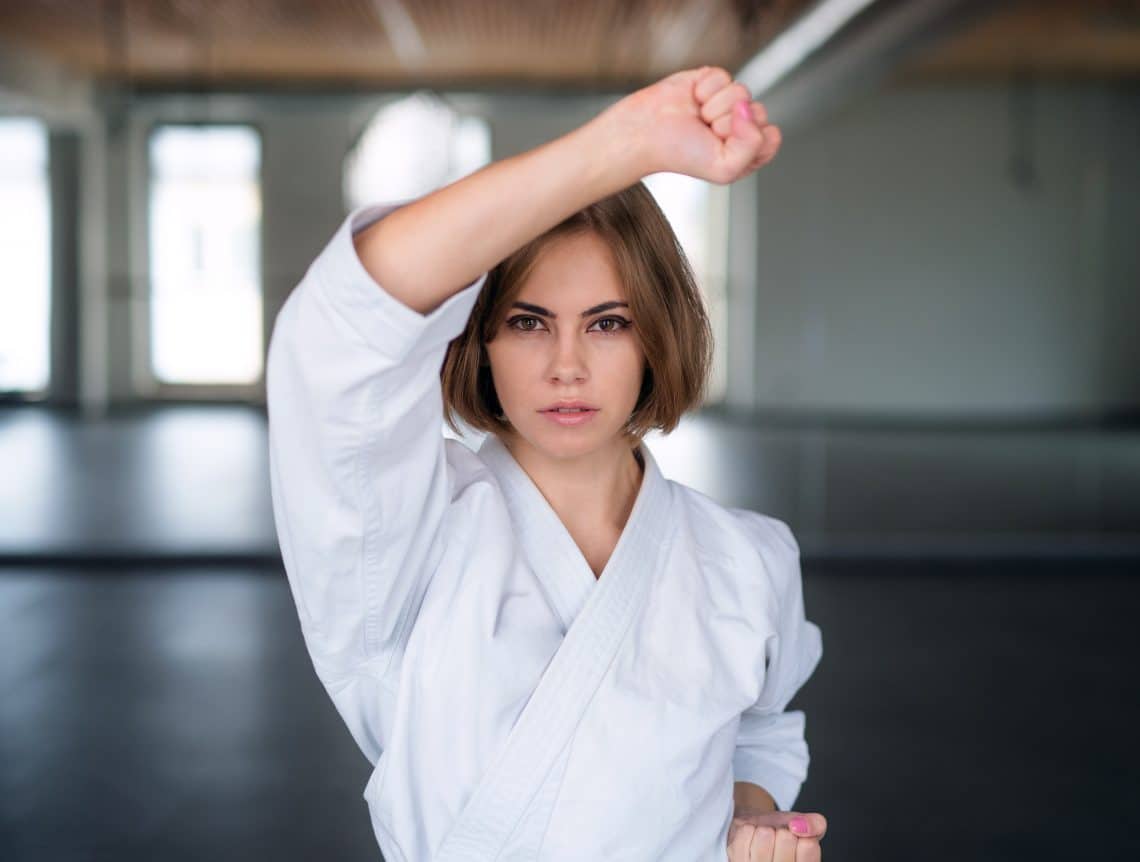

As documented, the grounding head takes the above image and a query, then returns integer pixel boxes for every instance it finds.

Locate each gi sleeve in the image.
[730,512,824,813]
[266,199,487,763]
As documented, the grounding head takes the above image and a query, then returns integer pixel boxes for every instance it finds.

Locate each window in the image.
[344,93,492,443]
[148,124,262,385]
[643,173,729,403]
[0,118,51,394]
[343,91,491,211]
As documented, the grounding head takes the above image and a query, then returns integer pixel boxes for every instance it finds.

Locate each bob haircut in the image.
[441,180,713,445]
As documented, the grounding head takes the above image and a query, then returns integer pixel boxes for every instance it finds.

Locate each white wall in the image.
[747,79,1140,417]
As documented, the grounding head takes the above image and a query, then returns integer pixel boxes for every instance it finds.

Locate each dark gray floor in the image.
[0,566,374,862]
[2,561,1137,862]
[0,406,276,561]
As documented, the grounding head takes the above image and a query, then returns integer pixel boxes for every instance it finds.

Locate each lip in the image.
[539,401,600,427]
[539,400,599,412]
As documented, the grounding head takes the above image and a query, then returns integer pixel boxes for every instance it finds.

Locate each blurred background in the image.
[1,1,1138,860]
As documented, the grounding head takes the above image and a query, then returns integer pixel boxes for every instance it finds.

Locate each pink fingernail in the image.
[790,817,809,835]
[735,99,750,120]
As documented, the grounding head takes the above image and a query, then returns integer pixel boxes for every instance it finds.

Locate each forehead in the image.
[516,230,626,306]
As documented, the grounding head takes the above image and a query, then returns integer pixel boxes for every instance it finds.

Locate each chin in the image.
[519,421,615,461]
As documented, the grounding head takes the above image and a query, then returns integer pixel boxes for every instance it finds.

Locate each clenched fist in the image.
[596,65,782,185]
[727,809,828,861]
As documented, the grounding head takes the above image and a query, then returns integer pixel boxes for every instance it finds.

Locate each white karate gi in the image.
[266,201,824,861]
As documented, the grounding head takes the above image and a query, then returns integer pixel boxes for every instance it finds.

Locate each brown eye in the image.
[589,316,631,334]
[506,315,545,332]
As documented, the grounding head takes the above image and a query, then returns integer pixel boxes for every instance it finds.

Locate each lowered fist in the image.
[727,809,828,861]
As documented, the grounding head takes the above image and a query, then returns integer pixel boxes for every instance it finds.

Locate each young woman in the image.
[267,66,827,861]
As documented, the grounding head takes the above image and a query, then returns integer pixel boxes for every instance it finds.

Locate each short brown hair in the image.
[440,180,712,444]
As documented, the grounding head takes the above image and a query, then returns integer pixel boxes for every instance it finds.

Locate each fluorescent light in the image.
[369,0,428,67]
[738,0,880,94]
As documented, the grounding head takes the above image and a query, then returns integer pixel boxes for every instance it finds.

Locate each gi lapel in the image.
[432,434,673,861]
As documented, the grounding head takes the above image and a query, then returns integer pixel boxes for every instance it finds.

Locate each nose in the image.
[546,331,588,384]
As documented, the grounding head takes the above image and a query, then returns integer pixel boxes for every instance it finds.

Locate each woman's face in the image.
[485,230,645,462]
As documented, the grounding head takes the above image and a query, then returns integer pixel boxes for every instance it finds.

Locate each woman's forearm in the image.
[352,113,644,316]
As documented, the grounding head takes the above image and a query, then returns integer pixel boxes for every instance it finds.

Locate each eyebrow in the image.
[510,300,629,319]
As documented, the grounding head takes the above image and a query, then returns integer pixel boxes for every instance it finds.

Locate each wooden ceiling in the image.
[0,0,815,89]
[0,0,1137,90]
[908,0,1140,80]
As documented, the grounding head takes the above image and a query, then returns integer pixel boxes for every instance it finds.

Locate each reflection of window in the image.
[148,125,262,385]
[0,118,51,394]
[643,173,729,403]
[343,92,491,211]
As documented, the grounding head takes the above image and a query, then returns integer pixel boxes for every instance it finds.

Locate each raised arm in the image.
[353,64,781,316]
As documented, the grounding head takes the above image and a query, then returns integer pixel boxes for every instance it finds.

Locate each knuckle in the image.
[730,823,755,844]
[704,72,731,98]
[774,829,798,852]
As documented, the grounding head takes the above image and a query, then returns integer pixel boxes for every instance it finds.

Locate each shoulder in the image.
[721,505,799,563]
[669,479,797,555]
[668,479,801,592]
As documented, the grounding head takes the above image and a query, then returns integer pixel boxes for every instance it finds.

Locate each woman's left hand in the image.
[726,809,828,861]
[594,66,781,186]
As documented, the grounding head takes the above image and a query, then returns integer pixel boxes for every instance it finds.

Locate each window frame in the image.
[133,117,267,403]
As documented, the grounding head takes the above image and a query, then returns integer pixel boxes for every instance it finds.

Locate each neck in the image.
[500,432,645,534]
